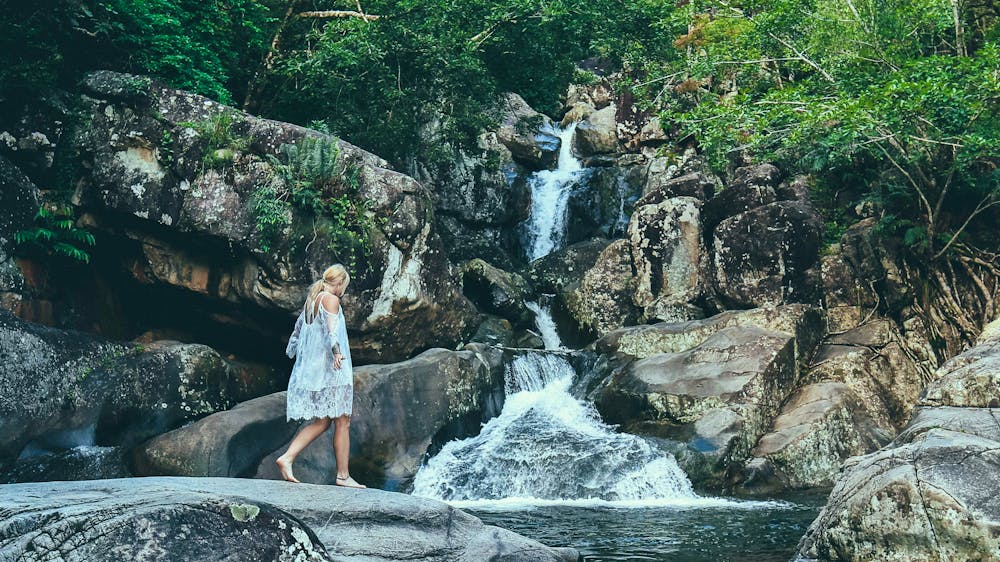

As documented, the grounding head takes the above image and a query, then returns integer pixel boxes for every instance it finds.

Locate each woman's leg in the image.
[276,417,332,483]
[333,414,365,488]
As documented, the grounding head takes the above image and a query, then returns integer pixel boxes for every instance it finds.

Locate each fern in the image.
[251,134,375,272]
[14,204,96,263]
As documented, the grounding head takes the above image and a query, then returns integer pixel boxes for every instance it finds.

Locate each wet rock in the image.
[0,310,278,474]
[713,201,823,308]
[627,195,704,322]
[741,382,892,491]
[563,240,641,338]
[496,93,561,169]
[2,446,130,484]
[565,165,644,243]
[574,105,618,156]
[460,259,533,326]
[68,70,474,363]
[0,477,577,561]
[468,315,517,347]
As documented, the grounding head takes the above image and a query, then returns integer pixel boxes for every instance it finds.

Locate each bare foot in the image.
[335,474,366,489]
[276,456,300,483]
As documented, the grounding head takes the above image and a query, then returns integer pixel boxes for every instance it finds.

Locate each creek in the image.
[411,124,824,560]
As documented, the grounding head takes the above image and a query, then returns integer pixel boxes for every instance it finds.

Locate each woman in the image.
[276,264,366,488]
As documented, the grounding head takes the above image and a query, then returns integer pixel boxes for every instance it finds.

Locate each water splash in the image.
[521,124,584,261]
[411,353,699,505]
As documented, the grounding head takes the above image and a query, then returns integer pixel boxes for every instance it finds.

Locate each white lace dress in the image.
[284,294,353,421]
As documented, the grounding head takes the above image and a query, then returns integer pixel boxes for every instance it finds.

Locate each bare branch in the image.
[297,10,380,21]
[768,33,835,82]
[933,196,1000,260]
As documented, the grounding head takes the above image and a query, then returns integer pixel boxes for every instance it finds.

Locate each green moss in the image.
[229,503,260,522]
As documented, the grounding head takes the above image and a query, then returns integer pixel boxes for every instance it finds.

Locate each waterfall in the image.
[525,301,563,351]
[521,124,583,261]
[411,352,701,507]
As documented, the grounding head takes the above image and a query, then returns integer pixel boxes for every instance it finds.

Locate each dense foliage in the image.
[3,0,998,259]
[631,0,1000,257]
[0,0,273,105]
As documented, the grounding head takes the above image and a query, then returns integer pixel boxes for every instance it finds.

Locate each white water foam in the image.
[521,124,583,261]
[411,353,734,509]
[525,300,564,351]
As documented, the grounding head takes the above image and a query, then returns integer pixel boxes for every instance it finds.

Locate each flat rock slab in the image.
[595,304,823,367]
[0,477,576,562]
[595,324,799,479]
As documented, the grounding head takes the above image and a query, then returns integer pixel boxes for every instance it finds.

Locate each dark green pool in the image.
[466,491,828,561]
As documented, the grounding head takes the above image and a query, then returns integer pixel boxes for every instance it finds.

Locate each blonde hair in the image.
[304,264,350,322]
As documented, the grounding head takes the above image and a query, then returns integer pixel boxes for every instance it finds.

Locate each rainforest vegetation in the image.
[3,0,998,261]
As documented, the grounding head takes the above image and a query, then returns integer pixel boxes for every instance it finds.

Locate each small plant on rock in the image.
[252,134,376,271]
[15,204,96,264]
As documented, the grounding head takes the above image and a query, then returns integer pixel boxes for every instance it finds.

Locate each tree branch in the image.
[933,195,1000,260]
[768,32,835,82]
[297,10,380,21]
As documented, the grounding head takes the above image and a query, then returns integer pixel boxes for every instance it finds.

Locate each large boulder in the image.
[740,382,892,492]
[592,305,824,487]
[806,320,932,427]
[63,70,474,364]
[0,310,277,474]
[563,239,641,339]
[796,417,1000,561]
[595,304,824,367]
[0,477,577,561]
[565,164,644,243]
[407,116,530,267]
[573,105,618,156]
[920,325,1000,408]
[627,195,704,322]
[796,323,1000,561]
[459,259,533,326]
[0,156,40,317]
[524,238,610,295]
[495,93,561,169]
[712,201,823,308]
[133,393,297,479]
[702,163,781,231]
[596,325,798,481]
[137,347,506,491]
[0,155,39,251]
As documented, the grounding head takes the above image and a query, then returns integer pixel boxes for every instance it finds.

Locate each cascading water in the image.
[411,352,703,507]
[521,124,584,261]
[524,301,563,350]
